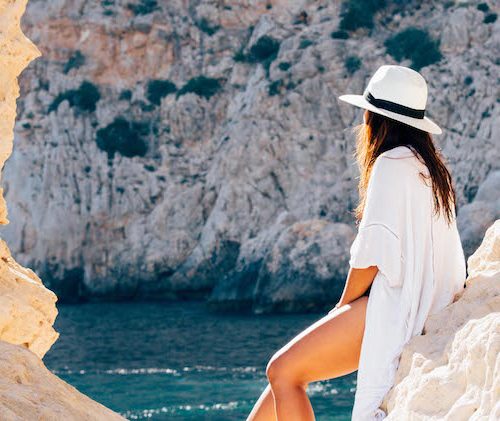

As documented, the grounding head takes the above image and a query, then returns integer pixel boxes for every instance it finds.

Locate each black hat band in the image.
[364,91,425,119]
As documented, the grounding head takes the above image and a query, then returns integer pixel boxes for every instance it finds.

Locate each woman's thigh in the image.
[267,296,369,386]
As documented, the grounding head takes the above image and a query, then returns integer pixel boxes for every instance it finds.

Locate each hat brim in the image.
[338,94,443,135]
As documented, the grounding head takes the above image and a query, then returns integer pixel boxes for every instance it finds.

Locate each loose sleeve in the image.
[349,157,406,288]
[349,223,404,288]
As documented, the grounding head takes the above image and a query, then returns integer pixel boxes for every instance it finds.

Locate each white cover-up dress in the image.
[349,145,467,420]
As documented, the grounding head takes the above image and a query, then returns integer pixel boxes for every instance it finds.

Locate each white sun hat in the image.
[338,64,442,135]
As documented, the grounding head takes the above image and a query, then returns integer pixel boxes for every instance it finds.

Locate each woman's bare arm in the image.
[331,266,379,311]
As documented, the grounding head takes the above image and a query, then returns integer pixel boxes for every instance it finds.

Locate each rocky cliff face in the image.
[0,1,124,418]
[2,0,499,308]
[383,219,500,419]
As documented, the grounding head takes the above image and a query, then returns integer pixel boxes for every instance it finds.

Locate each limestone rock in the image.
[458,170,500,257]
[0,239,58,359]
[382,219,500,419]
[0,340,125,420]
[0,1,498,305]
[253,220,355,313]
[0,0,58,360]
[0,1,125,419]
[208,218,355,313]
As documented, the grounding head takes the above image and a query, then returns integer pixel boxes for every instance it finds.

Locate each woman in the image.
[246,65,466,420]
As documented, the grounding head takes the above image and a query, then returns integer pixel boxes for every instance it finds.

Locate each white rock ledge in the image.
[383,219,500,419]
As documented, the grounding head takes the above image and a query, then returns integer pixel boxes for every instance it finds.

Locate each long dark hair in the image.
[352,110,457,226]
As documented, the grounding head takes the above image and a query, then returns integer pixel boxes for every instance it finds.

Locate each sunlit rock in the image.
[383,220,500,419]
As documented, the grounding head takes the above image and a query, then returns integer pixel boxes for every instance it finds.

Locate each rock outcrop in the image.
[0,340,125,420]
[458,170,500,257]
[2,1,499,308]
[382,219,500,419]
[208,217,355,313]
[0,0,124,418]
[0,240,58,359]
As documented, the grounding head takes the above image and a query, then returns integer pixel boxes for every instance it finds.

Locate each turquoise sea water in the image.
[44,301,357,420]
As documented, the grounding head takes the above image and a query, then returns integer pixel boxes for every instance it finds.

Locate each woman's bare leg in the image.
[246,384,275,421]
[246,295,369,421]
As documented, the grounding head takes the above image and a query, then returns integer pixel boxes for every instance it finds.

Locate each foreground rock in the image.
[382,219,500,419]
[0,340,125,421]
[0,238,125,419]
[0,1,124,418]
[2,1,498,302]
[0,239,58,358]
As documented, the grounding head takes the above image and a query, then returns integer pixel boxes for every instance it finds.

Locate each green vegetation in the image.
[245,35,281,75]
[278,62,291,71]
[119,89,132,101]
[176,76,222,100]
[345,56,361,74]
[268,80,284,96]
[196,17,220,35]
[126,0,158,15]
[63,50,85,74]
[293,10,309,25]
[96,117,149,159]
[339,0,386,31]
[233,35,280,68]
[248,35,280,63]
[331,30,349,39]
[477,3,489,12]
[484,13,497,24]
[299,38,314,49]
[49,81,101,113]
[464,76,473,86]
[146,79,177,105]
[384,28,442,71]
[233,48,247,62]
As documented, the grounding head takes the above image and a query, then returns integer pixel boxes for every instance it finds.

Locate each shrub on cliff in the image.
[299,38,314,49]
[345,55,361,74]
[248,35,280,64]
[384,28,442,70]
[268,80,284,96]
[233,35,281,75]
[483,13,497,24]
[196,17,220,35]
[96,117,149,159]
[233,48,247,62]
[477,2,489,12]
[126,0,159,15]
[146,79,177,105]
[48,81,101,113]
[176,76,222,100]
[119,89,132,101]
[339,0,386,31]
[331,30,349,39]
[63,50,85,74]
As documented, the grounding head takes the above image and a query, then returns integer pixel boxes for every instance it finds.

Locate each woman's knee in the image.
[266,351,305,387]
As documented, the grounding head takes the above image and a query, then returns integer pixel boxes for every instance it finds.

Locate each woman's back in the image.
[393,145,466,318]
[350,145,467,419]
[429,191,466,316]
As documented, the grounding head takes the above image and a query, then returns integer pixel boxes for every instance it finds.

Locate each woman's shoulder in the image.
[372,147,414,176]
[370,146,427,193]
[374,146,425,177]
